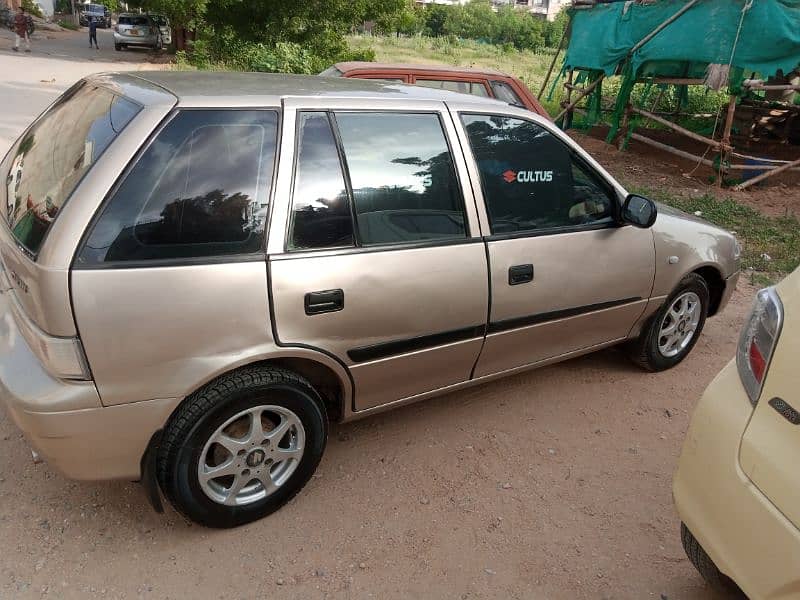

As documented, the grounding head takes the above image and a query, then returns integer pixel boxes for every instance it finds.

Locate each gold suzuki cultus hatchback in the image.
[1,73,739,527]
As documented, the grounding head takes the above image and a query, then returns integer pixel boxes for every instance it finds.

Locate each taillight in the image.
[737,287,783,405]
[8,292,91,381]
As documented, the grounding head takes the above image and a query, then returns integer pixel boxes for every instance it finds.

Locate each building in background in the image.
[493,0,568,20]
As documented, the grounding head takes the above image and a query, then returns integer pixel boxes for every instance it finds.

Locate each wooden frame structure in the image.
[539,1,800,190]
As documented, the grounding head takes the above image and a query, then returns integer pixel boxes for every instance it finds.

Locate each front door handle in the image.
[304,289,344,315]
[508,264,534,286]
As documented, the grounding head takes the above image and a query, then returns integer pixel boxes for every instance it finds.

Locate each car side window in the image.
[288,111,467,250]
[489,81,524,108]
[76,109,278,265]
[460,114,615,235]
[289,112,354,250]
[415,79,489,98]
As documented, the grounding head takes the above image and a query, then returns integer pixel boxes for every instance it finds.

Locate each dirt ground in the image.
[0,282,754,600]
[571,128,800,219]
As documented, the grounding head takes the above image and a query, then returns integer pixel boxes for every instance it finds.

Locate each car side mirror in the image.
[621,194,657,229]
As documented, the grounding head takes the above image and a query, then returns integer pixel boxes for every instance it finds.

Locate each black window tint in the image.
[461,114,614,235]
[334,112,466,246]
[77,110,277,265]
[490,81,524,107]
[4,83,140,255]
[289,112,354,250]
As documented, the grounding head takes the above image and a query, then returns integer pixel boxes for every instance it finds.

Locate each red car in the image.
[321,62,550,119]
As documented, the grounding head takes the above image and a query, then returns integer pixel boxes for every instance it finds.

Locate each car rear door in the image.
[739,275,800,529]
[451,104,655,378]
[268,98,488,412]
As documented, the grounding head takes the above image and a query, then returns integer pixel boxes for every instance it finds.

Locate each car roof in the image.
[98,71,511,108]
[333,61,510,78]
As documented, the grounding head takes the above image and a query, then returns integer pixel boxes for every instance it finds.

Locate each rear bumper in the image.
[113,32,158,46]
[673,360,800,599]
[0,291,179,480]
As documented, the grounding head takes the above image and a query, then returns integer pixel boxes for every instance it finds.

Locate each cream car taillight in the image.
[8,293,91,381]
[736,287,783,405]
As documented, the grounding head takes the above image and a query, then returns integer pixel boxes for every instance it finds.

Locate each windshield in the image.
[318,66,343,77]
[83,3,104,13]
[150,15,168,26]
[3,82,140,255]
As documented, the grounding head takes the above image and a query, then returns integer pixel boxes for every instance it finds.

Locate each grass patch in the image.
[637,189,800,281]
[58,20,79,30]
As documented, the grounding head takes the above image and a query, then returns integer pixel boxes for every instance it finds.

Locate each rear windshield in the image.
[119,15,149,26]
[318,66,343,77]
[3,82,140,255]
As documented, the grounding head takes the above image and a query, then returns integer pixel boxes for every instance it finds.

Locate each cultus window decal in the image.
[502,170,553,183]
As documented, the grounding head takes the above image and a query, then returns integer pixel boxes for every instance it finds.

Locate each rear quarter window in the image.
[76,109,279,266]
[3,82,140,255]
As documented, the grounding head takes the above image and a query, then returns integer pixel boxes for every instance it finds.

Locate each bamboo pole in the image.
[555,73,603,124]
[630,133,716,166]
[629,0,702,54]
[538,18,572,101]
[630,107,724,149]
[648,78,706,86]
[732,155,800,191]
[558,69,574,129]
[631,134,800,173]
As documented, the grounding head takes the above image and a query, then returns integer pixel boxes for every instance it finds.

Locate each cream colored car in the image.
[674,268,800,598]
[1,73,739,527]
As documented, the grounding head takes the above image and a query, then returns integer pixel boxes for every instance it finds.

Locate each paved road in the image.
[0,27,163,154]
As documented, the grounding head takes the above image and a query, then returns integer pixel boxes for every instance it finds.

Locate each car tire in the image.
[681,523,743,596]
[628,273,709,371]
[114,43,121,51]
[156,366,328,528]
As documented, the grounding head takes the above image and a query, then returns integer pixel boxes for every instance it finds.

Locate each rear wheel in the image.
[628,273,709,371]
[157,366,328,528]
[681,523,744,596]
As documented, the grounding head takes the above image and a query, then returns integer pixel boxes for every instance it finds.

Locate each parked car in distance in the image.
[114,13,170,51]
[674,267,800,598]
[0,73,739,527]
[320,61,551,119]
[79,3,110,28]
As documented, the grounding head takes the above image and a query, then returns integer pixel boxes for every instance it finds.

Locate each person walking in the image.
[88,16,99,50]
[12,6,31,53]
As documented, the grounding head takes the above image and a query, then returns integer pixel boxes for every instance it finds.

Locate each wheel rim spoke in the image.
[223,474,250,506]
[199,457,238,483]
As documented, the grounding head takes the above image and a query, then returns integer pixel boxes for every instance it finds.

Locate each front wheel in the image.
[114,43,121,51]
[628,273,709,371]
[157,367,328,528]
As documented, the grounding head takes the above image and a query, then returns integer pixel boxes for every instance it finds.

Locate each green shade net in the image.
[564,0,800,79]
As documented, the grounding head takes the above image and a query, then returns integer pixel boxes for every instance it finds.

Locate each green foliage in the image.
[58,19,79,30]
[21,0,43,18]
[419,1,563,53]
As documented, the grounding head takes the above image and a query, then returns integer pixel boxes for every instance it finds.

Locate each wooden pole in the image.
[630,133,715,166]
[630,107,724,149]
[538,18,572,101]
[558,69,574,129]
[618,103,632,150]
[555,72,603,125]
[732,155,800,191]
[717,95,738,181]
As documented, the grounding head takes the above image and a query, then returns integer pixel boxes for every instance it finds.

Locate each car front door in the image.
[452,107,655,378]
[268,98,488,412]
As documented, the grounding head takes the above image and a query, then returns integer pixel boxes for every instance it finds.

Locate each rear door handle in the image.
[508,264,534,286]
[304,289,344,315]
